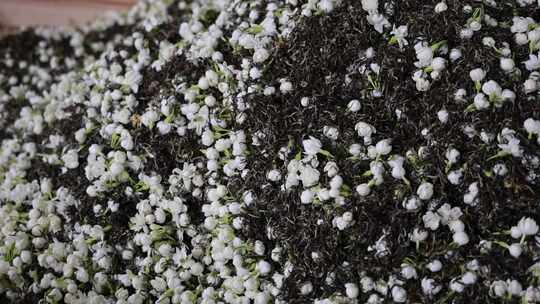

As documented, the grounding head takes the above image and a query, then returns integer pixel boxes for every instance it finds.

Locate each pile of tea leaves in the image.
[1,0,540,303]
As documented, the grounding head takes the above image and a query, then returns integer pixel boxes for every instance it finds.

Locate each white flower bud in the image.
[417,182,434,200]
[356,183,371,196]
[453,231,469,246]
[508,243,522,258]
[253,48,269,63]
[469,68,486,82]
[449,48,462,61]
[345,283,359,298]
[517,217,539,236]
[348,99,361,112]
[257,260,271,275]
[434,1,448,13]
[266,169,282,181]
[300,190,314,204]
[391,286,407,303]
[427,260,442,272]
[500,58,515,72]
[302,136,322,156]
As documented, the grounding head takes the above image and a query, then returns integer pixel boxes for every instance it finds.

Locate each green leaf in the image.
[464,103,477,113]
[110,133,120,149]
[135,180,150,192]
[246,24,263,35]
[423,66,433,73]
[212,125,230,134]
[319,149,334,158]
[4,243,16,262]
[493,240,509,249]
[362,170,373,177]
[430,40,447,52]
[475,81,481,93]
[487,151,510,161]
[200,9,219,27]
[402,176,411,188]
[471,7,482,21]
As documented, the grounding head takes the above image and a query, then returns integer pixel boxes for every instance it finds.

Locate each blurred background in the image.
[0,0,136,35]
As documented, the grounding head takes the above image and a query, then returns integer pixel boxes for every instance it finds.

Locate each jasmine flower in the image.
[417,182,434,200]
[390,25,409,50]
[423,211,441,230]
[517,217,539,236]
[267,169,282,181]
[524,53,540,71]
[391,286,407,302]
[469,68,486,82]
[61,149,79,169]
[300,165,320,188]
[361,0,378,12]
[437,109,449,123]
[253,48,270,63]
[345,283,359,298]
[414,42,434,68]
[509,243,522,258]
[500,58,515,72]
[347,99,361,112]
[366,13,390,33]
[453,231,469,246]
[355,121,376,144]
[434,2,448,13]
[427,260,442,272]
[449,48,462,61]
[421,278,441,296]
[356,183,371,196]
[302,136,322,156]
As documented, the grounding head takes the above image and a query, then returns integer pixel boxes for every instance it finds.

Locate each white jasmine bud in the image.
[356,183,371,196]
[431,57,446,71]
[391,286,407,303]
[401,265,418,279]
[461,272,477,285]
[266,169,281,181]
[375,139,392,155]
[508,243,522,258]
[524,118,540,135]
[157,121,171,134]
[279,80,293,94]
[300,282,313,295]
[257,260,271,275]
[469,68,486,82]
[453,231,469,246]
[417,182,434,200]
[474,93,489,110]
[345,283,359,299]
[253,48,269,63]
[62,149,79,169]
[302,136,322,156]
[449,48,462,61]
[300,190,315,204]
[524,79,537,93]
[517,217,539,236]
[434,1,448,13]
[300,166,320,188]
[348,99,361,112]
[361,0,378,12]
[323,126,339,140]
[500,58,515,72]
[490,280,508,297]
[427,260,442,272]
[437,109,449,124]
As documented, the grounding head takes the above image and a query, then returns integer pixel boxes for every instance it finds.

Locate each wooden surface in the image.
[0,0,136,29]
